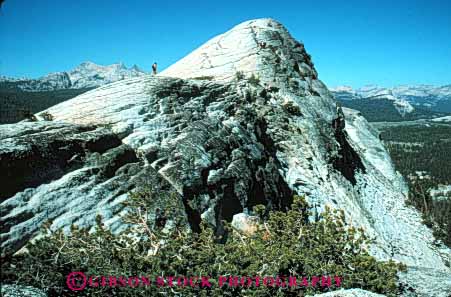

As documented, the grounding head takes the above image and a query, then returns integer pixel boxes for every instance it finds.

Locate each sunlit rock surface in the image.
[0,284,47,297]
[310,288,385,297]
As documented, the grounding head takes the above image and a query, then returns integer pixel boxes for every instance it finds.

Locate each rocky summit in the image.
[0,19,450,296]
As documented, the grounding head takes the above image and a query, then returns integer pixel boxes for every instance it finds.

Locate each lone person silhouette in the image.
[152,62,157,75]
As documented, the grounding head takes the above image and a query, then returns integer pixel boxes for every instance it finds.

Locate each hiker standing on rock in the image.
[152,62,157,75]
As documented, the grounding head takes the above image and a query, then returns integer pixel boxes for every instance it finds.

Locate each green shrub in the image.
[235,71,245,80]
[40,111,54,121]
[22,110,37,121]
[1,194,404,296]
[190,76,215,81]
[0,87,93,124]
[283,101,302,116]
[248,74,260,86]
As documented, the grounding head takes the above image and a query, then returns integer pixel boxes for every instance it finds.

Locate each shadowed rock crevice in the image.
[0,124,123,202]
[331,112,365,185]
[0,122,153,255]
[99,145,140,179]
[142,79,294,236]
[253,117,293,210]
[0,209,33,234]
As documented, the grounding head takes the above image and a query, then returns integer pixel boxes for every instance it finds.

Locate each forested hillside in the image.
[377,122,451,246]
[337,98,448,122]
[0,87,92,123]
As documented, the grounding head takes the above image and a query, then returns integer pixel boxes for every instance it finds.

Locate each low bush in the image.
[1,192,404,296]
[248,74,260,86]
[235,71,245,80]
[40,111,54,121]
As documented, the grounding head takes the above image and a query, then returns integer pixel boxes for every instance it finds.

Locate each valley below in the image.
[372,120,451,247]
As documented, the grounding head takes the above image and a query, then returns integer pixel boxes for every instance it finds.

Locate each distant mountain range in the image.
[331,85,451,122]
[2,63,450,124]
[0,62,148,123]
[0,61,147,92]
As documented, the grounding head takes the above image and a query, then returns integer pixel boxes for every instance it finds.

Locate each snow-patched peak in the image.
[332,85,418,114]
[392,84,451,98]
[0,72,72,91]
[333,84,451,99]
[131,64,144,72]
[329,85,355,93]
[77,61,97,68]
[161,18,318,84]
[1,62,148,91]
[0,75,28,82]
[74,61,126,70]
[333,84,451,114]
[68,61,147,88]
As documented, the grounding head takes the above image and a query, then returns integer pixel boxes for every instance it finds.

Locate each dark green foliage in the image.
[248,74,261,86]
[235,71,245,80]
[40,111,54,121]
[1,195,404,296]
[283,101,302,116]
[23,110,37,121]
[190,76,215,81]
[0,87,93,123]
[379,123,451,246]
[336,98,449,122]
[380,124,451,182]
[400,95,451,113]
[434,100,451,113]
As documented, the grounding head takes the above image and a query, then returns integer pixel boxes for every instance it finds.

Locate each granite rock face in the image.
[0,285,47,297]
[309,288,386,297]
[0,121,175,255]
[1,18,450,296]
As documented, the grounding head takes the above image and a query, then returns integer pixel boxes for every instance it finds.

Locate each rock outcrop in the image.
[309,288,386,297]
[0,121,179,253]
[1,19,450,296]
[0,285,47,297]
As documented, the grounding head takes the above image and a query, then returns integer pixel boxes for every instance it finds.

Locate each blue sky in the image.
[0,0,450,87]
